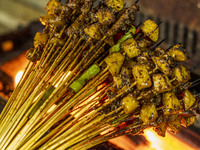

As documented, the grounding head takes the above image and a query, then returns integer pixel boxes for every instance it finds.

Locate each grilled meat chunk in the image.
[162,92,181,115]
[152,56,171,75]
[121,38,141,58]
[122,94,139,114]
[105,52,124,76]
[152,74,172,93]
[183,90,196,110]
[140,103,158,124]
[167,44,188,61]
[105,0,124,11]
[97,8,116,25]
[132,64,152,90]
[140,19,159,42]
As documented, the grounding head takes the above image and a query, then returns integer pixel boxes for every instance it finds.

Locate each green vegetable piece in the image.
[110,26,136,53]
[29,86,55,118]
[70,64,101,93]
[69,79,86,93]
[80,64,101,81]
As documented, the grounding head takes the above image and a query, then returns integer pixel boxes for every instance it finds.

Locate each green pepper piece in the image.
[80,64,101,80]
[69,79,86,93]
[110,26,136,53]
[70,64,101,93]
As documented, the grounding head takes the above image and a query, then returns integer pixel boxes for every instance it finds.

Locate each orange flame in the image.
[143,128,195,150]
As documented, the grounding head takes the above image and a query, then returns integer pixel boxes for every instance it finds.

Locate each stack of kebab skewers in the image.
[0,0,199,149]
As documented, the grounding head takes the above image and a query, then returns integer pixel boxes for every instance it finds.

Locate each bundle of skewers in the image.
[0,0,199,149]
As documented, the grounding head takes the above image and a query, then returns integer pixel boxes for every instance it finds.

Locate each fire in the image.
[143,129,163,150]
[15,71,23,87]
[143,128,195,150]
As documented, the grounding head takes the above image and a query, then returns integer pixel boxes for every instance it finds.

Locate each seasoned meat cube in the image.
[121,38,141,58]
[137,38,153,48]
[162,92,181,115]
[39,15,65,27]
[181,115,195,127]
[121,67,132,77]
[180,65,190,81]
[183,90,196,110]
[46,0,72,16]
[167,116,181,134]
[26,48,42,62]
[140,103,158,124]
[171,67,183,83]
[105,0,124,11]
[122,94,139,114]
[105,52,124,76]
[154,123,167,137]
[171,65,190,83]
[113,75,123,88]
[132,64,152,90]
[46,0,61,15]
[140,19,159,42]
[136,56,148,63]
[123,60,137,69]
[152,74,172,93]
[84,23,102,40]
[49,37,65,46]
[34,32,49,48]
[152,56,171,75]
[154,47,166,56]
[167,44,188,61]
[97,8,115,25]
[106,4,139,37]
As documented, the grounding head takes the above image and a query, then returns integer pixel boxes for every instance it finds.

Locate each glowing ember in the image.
[15,71,23,87]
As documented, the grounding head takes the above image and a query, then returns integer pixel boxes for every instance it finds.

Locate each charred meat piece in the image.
[181,115,195,127]
[84,23,102,40]
[140,19,159,43]
[171,65,190,84]
[97,8,116,25]
[113,75,123,89]
[33,32,49,48]
[121,38,141,58]
[152,74,172,93]
[137,38,153,48]
[104,52,124,76]
[162,92,181,115]
[183,90,196,110]
[122,94,139,114]
[152,56,171,75]
[167,116,182,134]
[46,0,72,16]
[46,0,62,15]
[105,0,124,12]
[140,102,158,124]
[39,15,66,27]
[106,4,139,37]
[167,44,188,62]
[132,64,152,90]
